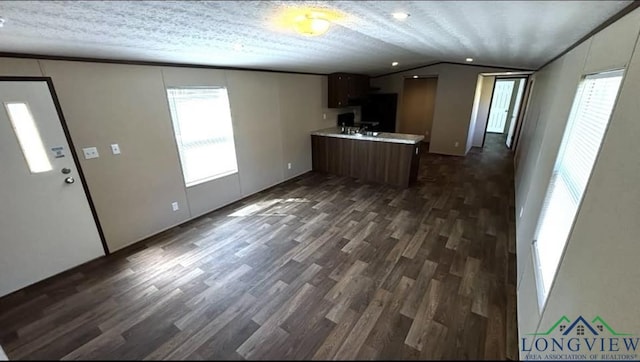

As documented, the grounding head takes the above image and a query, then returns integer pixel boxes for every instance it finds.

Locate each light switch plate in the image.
[82,147,99,159]
[111,144,121,155]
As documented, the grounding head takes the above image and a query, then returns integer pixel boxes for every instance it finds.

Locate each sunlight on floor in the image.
[0,345,8,361]
[228,198,310,217]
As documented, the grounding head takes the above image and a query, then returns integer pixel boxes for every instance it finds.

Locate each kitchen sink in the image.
[340,127,379,137]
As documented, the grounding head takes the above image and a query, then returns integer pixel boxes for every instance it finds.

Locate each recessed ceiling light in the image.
[413,75,419,79]
[233,43,244,51]
[392,12,410,20]
[466,58,474,62]
[391,62,399,66]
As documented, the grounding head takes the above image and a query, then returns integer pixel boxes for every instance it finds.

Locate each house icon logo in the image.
[528,315,632,337]
[521,316,638,360]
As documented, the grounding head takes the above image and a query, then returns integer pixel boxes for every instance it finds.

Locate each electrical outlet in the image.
[172,202,179,211]
[454,141,459,147]
[111,143,121,155]
[82,147,99,159]
[287,163,292,170]
[322,113,327,120]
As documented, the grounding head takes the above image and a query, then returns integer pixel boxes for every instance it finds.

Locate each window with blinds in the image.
[532,70,624,309]
[166,87,238,187]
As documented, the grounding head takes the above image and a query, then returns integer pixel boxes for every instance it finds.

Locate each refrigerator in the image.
[360,93,398,132]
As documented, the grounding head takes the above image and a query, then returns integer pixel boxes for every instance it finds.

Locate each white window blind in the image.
[167,87,238,187]
[533,70,623,309]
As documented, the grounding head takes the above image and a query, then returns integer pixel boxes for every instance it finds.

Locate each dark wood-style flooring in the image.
[0,134,518,360]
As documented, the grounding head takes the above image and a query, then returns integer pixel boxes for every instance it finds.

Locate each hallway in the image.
[0,134,518,360]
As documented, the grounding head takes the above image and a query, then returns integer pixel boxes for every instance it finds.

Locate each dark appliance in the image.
[337,112,355,127]
[361,93,398,132]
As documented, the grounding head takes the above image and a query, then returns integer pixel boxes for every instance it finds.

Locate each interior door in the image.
[512,78,535,155]
[486,80,515,133]
[506,79,527,147]
[400,78,437,138]
[0,80,105,297]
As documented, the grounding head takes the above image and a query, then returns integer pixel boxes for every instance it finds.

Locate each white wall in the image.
[466,75,483,153]
[39,61,192,251]
[160,67,242,218]
[0,57,338,252]
[371,63,516,156]
[514,8,640,358]
[471,75,496,147]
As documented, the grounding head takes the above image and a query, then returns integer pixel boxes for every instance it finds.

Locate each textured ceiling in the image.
[0,1,632,75]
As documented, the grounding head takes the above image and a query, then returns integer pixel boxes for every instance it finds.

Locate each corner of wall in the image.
[0,57,44,76]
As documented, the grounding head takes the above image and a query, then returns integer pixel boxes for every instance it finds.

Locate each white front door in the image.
[486,80,515,133]
[0,80,105,297]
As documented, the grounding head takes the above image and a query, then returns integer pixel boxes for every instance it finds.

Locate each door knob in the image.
[64,177,75,184]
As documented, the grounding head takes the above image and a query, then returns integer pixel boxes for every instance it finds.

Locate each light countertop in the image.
[311,127,424,145]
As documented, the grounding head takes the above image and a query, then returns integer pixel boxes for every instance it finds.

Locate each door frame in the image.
[511,77,535,153]
[0,76,109,255]
[481,76,530,147]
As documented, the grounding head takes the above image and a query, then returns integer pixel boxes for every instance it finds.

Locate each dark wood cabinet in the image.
[311,135,421,188]
[328,73,370,108]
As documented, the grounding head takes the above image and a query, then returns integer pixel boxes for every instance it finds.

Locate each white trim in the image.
[532,241,547,313]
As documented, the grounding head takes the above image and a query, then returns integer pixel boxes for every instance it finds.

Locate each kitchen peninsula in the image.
[311,127,424,188]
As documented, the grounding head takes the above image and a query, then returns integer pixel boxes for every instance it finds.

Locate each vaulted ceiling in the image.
[0,1,632,75]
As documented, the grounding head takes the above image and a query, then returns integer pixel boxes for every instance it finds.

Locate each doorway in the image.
[0,78,106,297]
[399,77,438,141]
[483,77,527,148]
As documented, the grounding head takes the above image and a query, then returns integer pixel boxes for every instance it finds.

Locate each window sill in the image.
[186,169,238,188]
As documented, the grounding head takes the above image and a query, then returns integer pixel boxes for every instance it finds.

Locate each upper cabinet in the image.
[328,73,370,108]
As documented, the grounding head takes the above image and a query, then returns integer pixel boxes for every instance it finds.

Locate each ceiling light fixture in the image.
[392,12,410,20]
[391,61,399,66]
[413,75,419,78]
[466,58,474,62]
[277,7,344,37]
[293,13,331,36]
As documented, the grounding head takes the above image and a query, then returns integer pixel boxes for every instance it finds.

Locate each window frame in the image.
[4,101,53,174]
[531,69,625,311]
[166,86,239,188]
